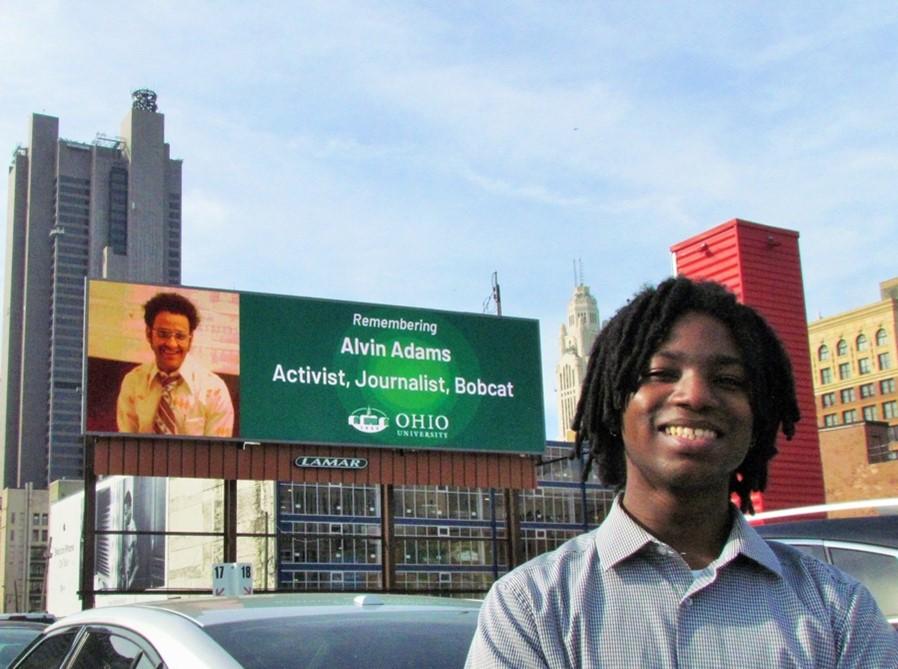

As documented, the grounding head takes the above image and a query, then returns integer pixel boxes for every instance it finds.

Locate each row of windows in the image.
[821,378,896,407]
[823,400,898,426]
[279,536,381,565]
[819,354,891,384]
[58,175,90,185]
[279,483,378,517]
[395,571,496,592]
[279,570,382,591]
[58,183,90,196]
[275,480,611,592]
[817,330,890,360]
[8,512,48,526]
[278,568,501,593]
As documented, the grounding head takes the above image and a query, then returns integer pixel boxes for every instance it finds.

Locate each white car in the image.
[12,593,481,669]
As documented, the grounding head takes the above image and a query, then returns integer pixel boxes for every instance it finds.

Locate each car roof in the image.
[0,621,49,630]
[0,614,55,624]
[754,515,898,549]
[31,594,481,669]
[52,592,481,628]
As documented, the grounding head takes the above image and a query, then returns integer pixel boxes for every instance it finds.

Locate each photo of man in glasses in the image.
[116,292,235,437]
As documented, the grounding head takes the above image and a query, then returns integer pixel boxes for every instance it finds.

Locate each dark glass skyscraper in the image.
[1,90,182,487]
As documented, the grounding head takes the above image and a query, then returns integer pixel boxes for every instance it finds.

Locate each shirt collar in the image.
[147,355,197,392]
[594,495,783,577]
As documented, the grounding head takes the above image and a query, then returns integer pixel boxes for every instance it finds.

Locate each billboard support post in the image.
[505,489,521,570]
[380,484,394,590]
[80,436,96,610]
[224,479,237,563]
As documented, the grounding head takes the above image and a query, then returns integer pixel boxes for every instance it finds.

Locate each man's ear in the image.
[145,326,153,344]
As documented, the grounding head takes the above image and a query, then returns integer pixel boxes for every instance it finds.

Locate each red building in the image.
[670,219,825,511]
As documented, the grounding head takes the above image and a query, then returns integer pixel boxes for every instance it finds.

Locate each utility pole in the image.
[482,273,522,568]
[483,272,502,316]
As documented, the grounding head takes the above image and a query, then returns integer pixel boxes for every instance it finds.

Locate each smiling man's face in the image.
[620,311,754,500]
[146,311,192,373]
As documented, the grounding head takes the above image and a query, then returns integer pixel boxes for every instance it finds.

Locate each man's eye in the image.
[715,375,747,389]
[643,369,677,383]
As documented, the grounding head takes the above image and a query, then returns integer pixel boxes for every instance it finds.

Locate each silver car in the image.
[755,515,898,629]
[11,593,481,668]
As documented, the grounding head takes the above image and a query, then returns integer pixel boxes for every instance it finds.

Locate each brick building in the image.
[808,278,898,430]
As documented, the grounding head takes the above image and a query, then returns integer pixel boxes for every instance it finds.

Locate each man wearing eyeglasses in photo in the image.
[116,292,235,437]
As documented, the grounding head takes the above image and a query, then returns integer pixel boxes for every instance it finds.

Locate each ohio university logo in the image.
[347,407,389,434]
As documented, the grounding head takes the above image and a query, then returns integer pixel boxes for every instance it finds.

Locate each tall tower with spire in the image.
[555,278,599,440]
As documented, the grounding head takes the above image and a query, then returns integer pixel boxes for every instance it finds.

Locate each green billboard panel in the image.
[85,280,545,454]
[239,293,544,453]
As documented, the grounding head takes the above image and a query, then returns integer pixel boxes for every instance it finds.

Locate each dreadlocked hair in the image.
[572,276,800,514]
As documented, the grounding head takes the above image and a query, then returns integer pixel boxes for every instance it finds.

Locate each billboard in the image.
[85,280,545,454]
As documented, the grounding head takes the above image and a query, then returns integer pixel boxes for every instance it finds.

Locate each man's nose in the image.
[670,370,716,408]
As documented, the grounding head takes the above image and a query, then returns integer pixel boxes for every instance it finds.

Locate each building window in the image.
[882,378,896,394]
[879,352,891,370]
[108,166,129,255]
[818,345,830,361]
[856,334,869,351]
[840,388,855,403]
[842,409,858,424]
[860,383,875,399]
[858,358,871,375]
[863,405,878,421]
[823,414,838,427]
[838,363,851,380]
[884,401,898,420]
[820,368,832,385]
[876,329,888,347]
[837,339,848,356]
[821,392,836,407]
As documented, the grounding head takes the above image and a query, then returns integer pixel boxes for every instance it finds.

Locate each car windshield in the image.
[203,609,479,669]
[0,628,45,668]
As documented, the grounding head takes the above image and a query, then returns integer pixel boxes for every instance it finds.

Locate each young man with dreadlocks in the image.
[466,277,897,668]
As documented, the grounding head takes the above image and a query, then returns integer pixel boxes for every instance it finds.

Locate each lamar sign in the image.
[294,456,369,470]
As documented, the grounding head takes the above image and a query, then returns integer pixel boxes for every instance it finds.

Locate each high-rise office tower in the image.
[555,282,599,440]
[1,90,181,487]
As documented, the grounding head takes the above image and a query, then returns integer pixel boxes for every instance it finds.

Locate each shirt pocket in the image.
[183,416,205,435]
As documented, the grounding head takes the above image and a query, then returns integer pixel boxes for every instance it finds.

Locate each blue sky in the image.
[2,2,898,438]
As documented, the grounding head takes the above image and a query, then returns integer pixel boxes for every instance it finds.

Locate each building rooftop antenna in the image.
[573,258,584,287]
[131,89,158,112]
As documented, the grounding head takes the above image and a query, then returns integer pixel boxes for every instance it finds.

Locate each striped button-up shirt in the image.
[466,497,898,668]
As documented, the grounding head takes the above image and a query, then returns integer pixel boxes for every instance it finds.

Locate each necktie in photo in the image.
[154,373,182,434]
